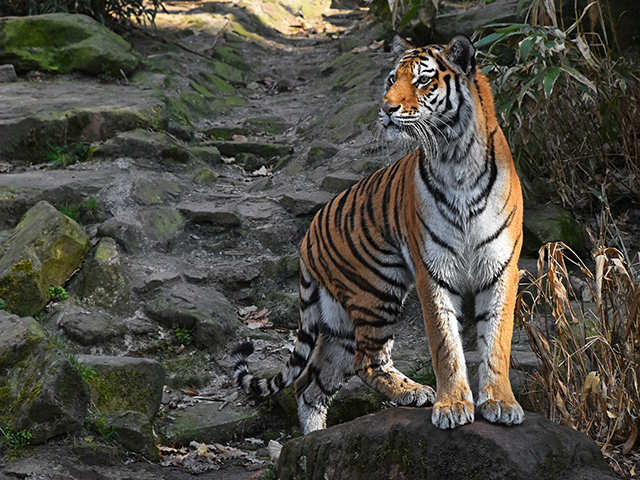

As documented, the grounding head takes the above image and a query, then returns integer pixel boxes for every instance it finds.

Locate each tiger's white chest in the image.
[413,148,513,294]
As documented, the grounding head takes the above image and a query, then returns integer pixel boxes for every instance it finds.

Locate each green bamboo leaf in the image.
[474,32,505,49]
[519,36,536,61]
[543,66,561,98]
[559,65,597,93]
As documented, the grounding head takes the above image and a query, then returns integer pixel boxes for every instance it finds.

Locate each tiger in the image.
[232,35,524,433]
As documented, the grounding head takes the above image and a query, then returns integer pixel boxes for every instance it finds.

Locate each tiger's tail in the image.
[231,335,314,397]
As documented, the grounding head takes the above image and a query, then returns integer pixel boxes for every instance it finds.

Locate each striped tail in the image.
[232,336,314,397]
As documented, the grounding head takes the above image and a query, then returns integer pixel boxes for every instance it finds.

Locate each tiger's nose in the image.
[382,103,401,116]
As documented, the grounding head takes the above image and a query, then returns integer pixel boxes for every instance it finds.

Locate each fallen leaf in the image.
[232,134,248,142]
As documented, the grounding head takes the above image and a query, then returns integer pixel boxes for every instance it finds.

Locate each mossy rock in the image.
[133,178,182,206]
[213,45,250,71]
[188,145,221,165]
[523,204,586,256]
[192,168,218,185]
[0,13,139,76]
[244,116,288,135]
[104,411,158,459]
[0,201,89,316]
[0,312,90,443]
[74,238,130,313]
[140,207,185,244]
[78,355,165,419]
[96,129,189,163]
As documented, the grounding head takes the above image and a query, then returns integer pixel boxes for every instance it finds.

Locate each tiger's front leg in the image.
[415,268,474,429]
[474,262,524,425]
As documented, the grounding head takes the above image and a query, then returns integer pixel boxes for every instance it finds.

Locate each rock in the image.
[164,402,263,446]
[278,408,619,480]
[187,145,221,165]
[0,13,140,76]
[279,190,333,216]
[144,281,238,350]
[105,411,158,459]
[435,0,522,40]
[523,203,586,255]
[244,116,288,135]
[77,354,165,419]
[177,201,241,229]
[0,312,90,443]
[0,201,89,316]
[139,207,186,245]
[97,217,146,253]
[50,301,124,346]
[74,237,130,312]
[96,129,189,163]
[0,80,155,165]
[307,142,338,165]
[204,126,251,140]
[192,168,218,185]
[207,140,293,159]
[324,101,377,144]
[133,178,182,206]
[321,172,361,193]
[0,64,17,82]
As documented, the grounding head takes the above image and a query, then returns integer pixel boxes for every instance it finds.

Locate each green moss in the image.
[193,168,218,185]
[213,46,250,71]
[85,370,153,417]
[210,60,244,83]
[205,74,235,94]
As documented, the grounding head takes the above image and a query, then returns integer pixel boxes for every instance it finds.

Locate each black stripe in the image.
[273,372,285,390]
[300,287,319,311]
[474,233,521,294]
[250,377,261,394]
[297,329,315,346]
[469,137,498,218]
[417,212,458,257]
[475,207,515,249]
[443,74,452,112]
[299,273,312,289]
[290,350,308,369]
[236,370,249,385]
[421,258,461,296]
[363,334,394,345]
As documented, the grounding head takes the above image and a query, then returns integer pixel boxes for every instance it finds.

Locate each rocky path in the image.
[0,2,543,478]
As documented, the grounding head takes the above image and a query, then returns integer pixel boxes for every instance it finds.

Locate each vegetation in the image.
[47,142,93,169]
[475,17,639,210]
[174,327,193,346]
[57,202,80,222]
[86,413,115,441]
[0,298,6,311]
[0,0,166,26]
[49,285,69,302]
[0,426,32,456]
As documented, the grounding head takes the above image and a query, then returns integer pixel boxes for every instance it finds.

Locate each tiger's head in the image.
[379,35,477,148]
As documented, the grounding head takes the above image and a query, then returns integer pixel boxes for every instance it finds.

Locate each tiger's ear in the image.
[445,35,476,76]
[391,35,413,56]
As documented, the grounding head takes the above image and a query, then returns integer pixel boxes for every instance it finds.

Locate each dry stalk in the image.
[518,241,640,478]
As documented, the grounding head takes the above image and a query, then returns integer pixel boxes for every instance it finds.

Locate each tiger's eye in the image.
[417,75,431,86]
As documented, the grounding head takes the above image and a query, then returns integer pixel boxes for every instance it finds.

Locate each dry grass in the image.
[518,241,640,478]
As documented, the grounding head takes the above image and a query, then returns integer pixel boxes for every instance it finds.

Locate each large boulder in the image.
[0,311,90,443]
[0,201,89,316]
[77,355,165,419]
[278,408,619,480]
[523,203,586,255]
[0,13,139,76]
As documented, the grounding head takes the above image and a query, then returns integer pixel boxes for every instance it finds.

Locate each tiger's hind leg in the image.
[295,275,355,434]
[350,298,435,407]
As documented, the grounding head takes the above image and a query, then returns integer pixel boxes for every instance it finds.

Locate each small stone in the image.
[144,281,238,350]
[177,201,241,228]
[279,190,333,216]
[0,64,17,82]
[106,411,158,459]
[321,172,361,193]
[51,301,124,346]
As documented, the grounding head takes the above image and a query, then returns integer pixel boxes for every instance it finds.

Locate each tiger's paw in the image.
[431,400,474,429]
[397,386,436,407]
[477,399,524,426]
